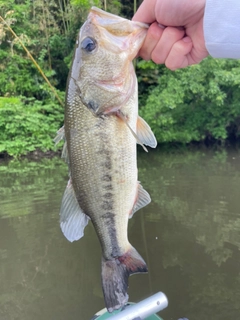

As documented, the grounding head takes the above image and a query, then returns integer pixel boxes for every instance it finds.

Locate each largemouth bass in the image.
[56,7,157,312]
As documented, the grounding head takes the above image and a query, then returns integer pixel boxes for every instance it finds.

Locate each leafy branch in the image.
[0,14,64,107]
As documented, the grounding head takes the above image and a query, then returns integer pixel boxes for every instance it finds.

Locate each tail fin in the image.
[101,246,148,313]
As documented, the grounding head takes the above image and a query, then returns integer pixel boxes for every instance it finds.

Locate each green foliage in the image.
[2,1,240,156]
[0,96,64,157]
[0,0,102,157]
[0,0,123,157]
[138,57,240,144]
[0,49,57,98]
[0,0,101,93]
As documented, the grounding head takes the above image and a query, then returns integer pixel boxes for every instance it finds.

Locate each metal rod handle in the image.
[108,292,168,320]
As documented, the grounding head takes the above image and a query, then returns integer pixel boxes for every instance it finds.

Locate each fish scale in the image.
[56,7,157,313]
[67,100,135,255]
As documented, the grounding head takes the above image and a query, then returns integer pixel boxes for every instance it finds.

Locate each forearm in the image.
[204,0,240,59]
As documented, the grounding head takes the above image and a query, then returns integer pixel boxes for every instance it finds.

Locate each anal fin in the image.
[129,183,151,218]
[60,179,90,242]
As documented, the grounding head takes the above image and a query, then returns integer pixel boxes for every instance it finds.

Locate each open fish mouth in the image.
[90,6,149,30]
[87,6,149,58]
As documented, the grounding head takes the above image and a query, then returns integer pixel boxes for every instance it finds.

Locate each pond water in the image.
[1,148,240,320]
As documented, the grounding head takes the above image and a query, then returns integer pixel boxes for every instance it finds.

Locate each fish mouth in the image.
[95,74,125,91]
[88,7,148,57]
[90,6,149,30]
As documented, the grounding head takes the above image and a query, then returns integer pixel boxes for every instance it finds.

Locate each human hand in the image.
[132,0,209,70]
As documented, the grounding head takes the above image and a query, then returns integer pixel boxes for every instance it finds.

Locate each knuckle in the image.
[166,55,186,70]
[138,47,152,61]
[165,57,176,70]
[151,51,164,65]
[147,22,164,41]
[140,52,151,61]
[164,26,184,40]
[173,41,185,55]
[152,57,163,64]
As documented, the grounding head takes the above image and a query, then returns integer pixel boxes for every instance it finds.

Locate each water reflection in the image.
[0,150,240,320]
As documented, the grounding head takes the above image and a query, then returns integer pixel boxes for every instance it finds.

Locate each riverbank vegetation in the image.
[1,0,240,157]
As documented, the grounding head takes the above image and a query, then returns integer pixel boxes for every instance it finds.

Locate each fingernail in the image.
[183,36,192,43]
[157,23,166,29]
[177,26,185,31]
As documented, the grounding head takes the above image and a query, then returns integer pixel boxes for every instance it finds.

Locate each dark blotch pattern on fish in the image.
[112,246,119,257]
[87,100,99,112]
[103,159,112,170]
[101,200,114,211]
[97,129,122,261]
[101,211,120,258]
[104,192,113,199]
[98,148,111,156]
[103,184,113,190]
[102,174,112,182]
[102,211,115,224]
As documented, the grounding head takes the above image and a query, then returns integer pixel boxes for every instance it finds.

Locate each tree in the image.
[137,57,240,145]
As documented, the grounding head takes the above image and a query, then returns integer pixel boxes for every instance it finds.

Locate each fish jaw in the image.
[88,6,148,60]
[71,7,148,116]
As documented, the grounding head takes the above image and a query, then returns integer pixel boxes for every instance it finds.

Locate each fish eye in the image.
[81,37,97,53]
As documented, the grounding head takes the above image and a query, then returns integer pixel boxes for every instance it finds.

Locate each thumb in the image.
[132,0,157,23]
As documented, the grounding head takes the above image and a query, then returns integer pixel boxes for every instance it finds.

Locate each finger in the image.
[132,0,157,23]
[165,37,193,70]
[138,22,165,60]
[151,27,185,64]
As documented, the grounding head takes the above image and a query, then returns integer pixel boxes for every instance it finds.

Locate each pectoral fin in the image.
[137,116,157,148]
[117,111,157,151]
[129,183,151,218]
[61,141,69,165]
[54,126,65,145]
[60,180,90,242]
[116,111,148,152]
[54,126,69,164]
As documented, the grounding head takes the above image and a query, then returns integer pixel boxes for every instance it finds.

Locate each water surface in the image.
[1,149,240,320]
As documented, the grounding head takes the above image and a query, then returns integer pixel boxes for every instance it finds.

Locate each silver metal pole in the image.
[107,292,168,320]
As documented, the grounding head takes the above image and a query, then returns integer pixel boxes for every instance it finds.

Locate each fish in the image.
[55,7,157,312]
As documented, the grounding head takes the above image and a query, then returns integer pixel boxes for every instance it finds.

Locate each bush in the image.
[138,57,240,144]
[0,96,64,157]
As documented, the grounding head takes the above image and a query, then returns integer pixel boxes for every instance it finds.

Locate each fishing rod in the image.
[92,292,168,320]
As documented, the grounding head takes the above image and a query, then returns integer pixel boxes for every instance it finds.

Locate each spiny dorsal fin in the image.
[60,179,90,242]
[129,182,151,218]
[137,116,157,148]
